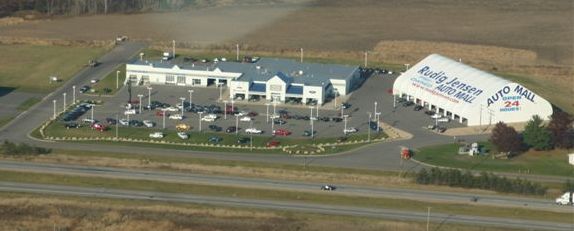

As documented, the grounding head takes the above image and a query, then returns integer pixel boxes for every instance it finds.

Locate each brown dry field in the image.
[0,195,516,231]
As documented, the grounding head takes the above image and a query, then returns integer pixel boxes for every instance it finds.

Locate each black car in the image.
[436,126,447,133]
[273,119,287,125]
[129,120,143,127]
[321,185,336,191]
[79,85,90,93]
[237,137,250,144]
[208,136,222,143]
[414,105,424,111]
[369,121,380,131]
[225,126,237,133]
[64,122,80,129]
[303,130,317,137]
[402,101,414,107]
[341,103,351,109]
[331,117,343,122]
[319,116,330,122]
[105,117,117,125]
[208,125,222,132]
[424,110,435,116]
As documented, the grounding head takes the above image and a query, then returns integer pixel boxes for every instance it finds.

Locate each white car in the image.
[269,114,280,119]
[430,114,442,119]
[177,132,189,139]
[143,120,155,128]
[169,114,183,120]
[240,116,252,122]
[343,127,358,134]
[204,114,218,119]
[201,116,216,122]
[124,109,137,115]
[149,132,164,139]
[163,106,179,112]
[437,117,450,123]
[245,128,262,134]
[90,79,99,84]
[235,111,247,116]
[119,119,129,125]
[82,118,96,124]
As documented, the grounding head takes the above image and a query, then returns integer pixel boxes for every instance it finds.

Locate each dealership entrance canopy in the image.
[393,54,553,126]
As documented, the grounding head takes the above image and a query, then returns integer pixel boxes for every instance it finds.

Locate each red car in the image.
[266,140,280,147]
[156,110,169,117]
[91,123,107,132]
[272,128,291,136]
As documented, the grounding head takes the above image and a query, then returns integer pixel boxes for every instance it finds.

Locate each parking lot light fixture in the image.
[231,98,235,114]
[343,115,349,135]
[333,89,338,110]
[115,113,119,138]
[116,70,120,89]
[223,100,228,120]
[147,86,153,108]
[179,97,185,116]
[218,83,223,101]
[162,111,166,129]
[265,103,270,123]
[137,94,144,114]
[341,103,344,118]
[404,63,410,71]
[198,111,204,132]
[272,101,277,118]
[62,92,67,110]
[126,114,130,125]
[367,112,371,142]
[91,105,95,121]
[52,99,56,119]
[375,112,381,133]
[316,103,319,118]
[188,89,194,106]
[393,94,396,109]
[374,101,378,117]
[309,106,313,120]
[72,85,76,104]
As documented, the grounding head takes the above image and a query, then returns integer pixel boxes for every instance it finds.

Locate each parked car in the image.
[64,123,80,129]
[163,106,179,112]
[331,117,343,122]
[79,85,90,93]
[149,132,164,139]
[225,126,237,133]
[424,110,435,116]
[105,117,117,125]
[341,103,351,109]
[234,111,247,117]
[129,120,143,127]
[240,116,252,122]
[124,109,137,115]
[344,127,358,134]
[273,119,287,125]
[369,121,380,131]
[247,111,258,117]
[430,114,442,119]
[436,126,447,133]
[201,116,216,122]
[156,110,168,117]
[119,119,129,126]
[208,125,222,132]
[208,136,222,143]
[237,137,250,144]
[143,120,155,128]
[402,101,414,107]
[91,123,106,132]
[266,140,280,147]
[272,128,291,136]
[245,128,262,134]
[82,118,96,124]
[414,105,424,111]
[169,114,183,120]
[321,185,337,191]
[177,132,189,139]
[437,117,450,123]
[303,130,316,137]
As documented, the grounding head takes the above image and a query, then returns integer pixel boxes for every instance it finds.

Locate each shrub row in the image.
[0,140,51,156]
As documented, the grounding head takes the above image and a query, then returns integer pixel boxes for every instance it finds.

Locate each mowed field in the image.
[0,44,105,93]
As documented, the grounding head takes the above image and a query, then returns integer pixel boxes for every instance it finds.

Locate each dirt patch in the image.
[0,17,25,27]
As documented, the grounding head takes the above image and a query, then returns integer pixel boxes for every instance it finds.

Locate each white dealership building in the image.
[125,57,360,105]
[393,54,553,126]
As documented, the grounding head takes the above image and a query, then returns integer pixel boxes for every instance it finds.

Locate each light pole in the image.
[236,43,239,61]
[52,99,56,119]
[340,103,344,118]
[375,112,381,133]
[116,70,120,89]
[333,90,338,110]
[218,83,223,101]
[309,106,314,139]
[162,111,166,129]
[90,104,95,121]
[137,94,143,114]
[393,94,396,109]
[265,103,270,123]
[147,87,152,109]
[343,115,349,135]
[272,101,277,119]
[198,111,204,132]
[231,98,235,114]
[115,113,119,138]
[188,89,194,107]
[374,101,378,118]
[364,51,368,67]
[404,63,410,71]
[316,103,319,118]
[309,106,314,120]
[223,100,228,120]
[367,112,371,142]
[72,85,76,104]
[235,114,239,135]
[179,97,185,116]
[426,207,431,231]
[62,92,67,110]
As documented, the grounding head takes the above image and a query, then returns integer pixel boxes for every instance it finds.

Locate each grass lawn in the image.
[0,170,570,224]
[16,97,40,111]
[0,116,15,128]
[90,64,126,95]
[0,44,106,93]
[414,143,574,177]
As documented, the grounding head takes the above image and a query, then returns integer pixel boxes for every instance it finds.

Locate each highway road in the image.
[0,160,569,213]
[0,181,572,231]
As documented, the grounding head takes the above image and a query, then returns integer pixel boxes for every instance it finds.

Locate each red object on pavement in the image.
[272,128,291,136]
[91,123,107,132]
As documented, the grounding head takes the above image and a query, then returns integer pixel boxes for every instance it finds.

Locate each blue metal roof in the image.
[286,85,303,95]
[249,83,266,92]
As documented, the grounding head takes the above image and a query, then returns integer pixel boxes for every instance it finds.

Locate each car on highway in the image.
[143,120,155,128]
[169,114,183,120]
[177,132,189,140]
[208,136,222,143]
[272,128,291,136]
[149,132,164,139]
[208,125,222,132]
[240,116,252,122]
[321,185,336,191]
[344,127,358,134]
[245,128,262,134]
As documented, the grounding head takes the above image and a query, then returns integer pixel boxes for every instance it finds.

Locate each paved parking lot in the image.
[70,70,464,139]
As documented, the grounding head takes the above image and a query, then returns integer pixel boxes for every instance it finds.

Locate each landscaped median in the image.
[35,109,389,155]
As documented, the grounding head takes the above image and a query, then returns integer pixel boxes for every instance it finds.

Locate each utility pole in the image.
[235,115,239,135]
[116,70,120,89]
[188,89,194,106]
[72,85,76,104]
[300,48,303,63]
[172,40,176,59]
[137,94,143,114]
[309,106,314,139]
[367,112,371,142]
[52,99,56,119]
[426,207,431,231]
[364,51,368,67]
[91,105,95,121]
[343,115,349,135]
[265,103,270,123]
[198,111,204,132]
[147,86,152,109]
[236,43,239,61]
[162,110,166,129]
[223,100,228,120]
[376,112,381,133]
[179,97,185,116]
[62,92,67,110]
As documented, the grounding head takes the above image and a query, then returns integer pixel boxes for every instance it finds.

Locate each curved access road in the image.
[0,160,569,213]
[0,181,572,231]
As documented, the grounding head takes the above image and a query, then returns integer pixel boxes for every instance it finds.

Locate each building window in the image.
[177,76,185,84]
[193,79,201,85]
[270,84,282,91]
[166,75,175,82]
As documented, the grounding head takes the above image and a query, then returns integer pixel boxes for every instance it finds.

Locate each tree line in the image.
[0,0,191,17]
[416,167,547,195]
[0,140,51,155]
[490,111,573,156]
